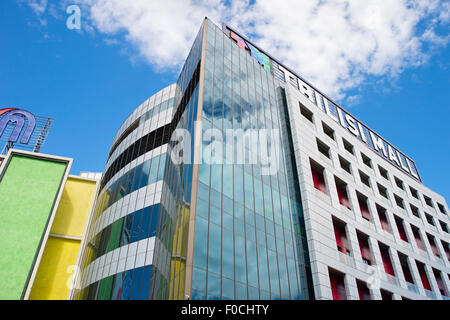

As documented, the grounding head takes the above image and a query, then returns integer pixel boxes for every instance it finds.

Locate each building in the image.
[71,17,450,300]
[0,149,99,300]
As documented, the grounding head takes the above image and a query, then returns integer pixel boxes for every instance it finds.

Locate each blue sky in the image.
[1,1,449,202]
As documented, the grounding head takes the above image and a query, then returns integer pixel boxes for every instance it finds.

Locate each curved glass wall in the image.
[74,83,176,300]
[73,18,205,300]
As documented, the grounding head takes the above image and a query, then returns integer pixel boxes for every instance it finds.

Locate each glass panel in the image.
[207,272,221,300]
[192,267,206,293]
[149,156,159,185]
[132,164,143,192]
[208,223,221,275]
[157,154,166,180]
[130,267,144,300]
[222,228,234,280]
[130,209,143,243]
[222,277,235,299]
[139,160,151,189]
[196,198,210,220]
[193,216,208,270]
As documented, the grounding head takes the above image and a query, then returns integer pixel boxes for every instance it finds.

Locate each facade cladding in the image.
[73,18,450,300]
[0,151,70,299]
[0,149,99,300]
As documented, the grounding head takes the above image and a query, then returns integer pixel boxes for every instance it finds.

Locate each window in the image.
[437,203,446,215]
[317,138,331,159]
[357,232,373,265]
[409,186,419,199]
[442,240,450,262]
[310,159,327,194]
[356,280,371,300]
[361,153,372,168]
[357,192,371,221]
[439,220,449,233]
[425,213,435,226]
[398,253,414,284]
[359,170,371,188]
[433,268,448,297]
[410,204,421,219]
[380,290,393,300]
[329,269,347,300]
[335,177,351,209]
[424,195,434,208]
[379,243,395,276]
[394,194,405,209]
[377,205,391,233]
[378,165,389,180]
[333,218,350,254]
[377,183,389,199]
[300,103,314,123]
[322,121,335,140]
[338,155,352,174]
[342,138,354,155]
[416,261,432,291]
[394,176,404,190]
[427,234,440,258]
[394,215,409,243]
[411,226,425,251]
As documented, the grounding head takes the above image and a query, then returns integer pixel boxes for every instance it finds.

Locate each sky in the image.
[1,0,449,201]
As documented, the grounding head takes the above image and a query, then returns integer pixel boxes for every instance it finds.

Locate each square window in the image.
[361,153,372,168]
[377,183,389,199]
[394,176,404,190]
[300,103,314,123]
[342,138,354,155]
[424,195,434,208]
[317,138,331,159]
[359,170,371,188]
[339,155,352,175]
[410,204,420,218]
[425,213,435,226]
[394,194,404,209]
[409,186,419,199]
[378,165,389,180]
[322,122,335,141]
[439,220,449,233]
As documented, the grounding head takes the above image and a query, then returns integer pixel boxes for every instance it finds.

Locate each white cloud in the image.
[26,0,48,15]
[26,0,449,100]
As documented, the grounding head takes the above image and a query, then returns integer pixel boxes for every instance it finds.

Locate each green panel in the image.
[0,154,68,300]
[107,218,124,253]
[97,276,114,300]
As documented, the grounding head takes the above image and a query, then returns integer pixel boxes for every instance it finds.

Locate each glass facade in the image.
[189,20,313,300]
[149,20,204,300]
[74,84,175,299]
[73,18,314,300]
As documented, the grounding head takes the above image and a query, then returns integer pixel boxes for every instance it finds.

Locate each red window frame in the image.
[312,167,326,193]
[330,272,347,300]
[380,245,395,276]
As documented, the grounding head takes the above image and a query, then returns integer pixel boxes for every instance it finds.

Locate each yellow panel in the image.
[29,237,80,300]
[50,177,97,238]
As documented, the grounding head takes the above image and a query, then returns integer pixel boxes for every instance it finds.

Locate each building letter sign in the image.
[224,25,421,182]
[0,108,37,144]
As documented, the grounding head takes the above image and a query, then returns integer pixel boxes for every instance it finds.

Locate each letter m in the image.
[0,109,36,144]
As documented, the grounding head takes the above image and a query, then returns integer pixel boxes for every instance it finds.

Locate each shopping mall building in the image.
[2,17,449,300]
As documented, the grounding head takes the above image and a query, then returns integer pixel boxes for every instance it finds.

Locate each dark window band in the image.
[100,61,201,191]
